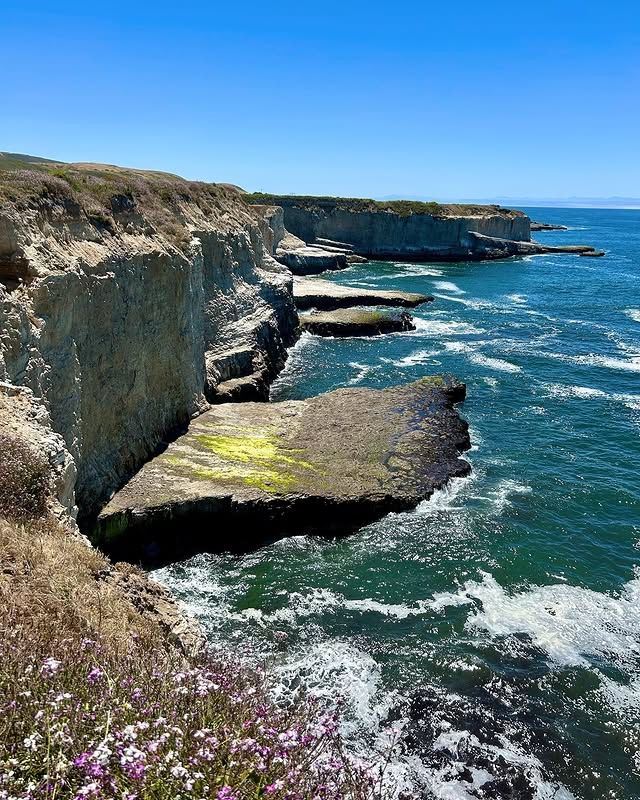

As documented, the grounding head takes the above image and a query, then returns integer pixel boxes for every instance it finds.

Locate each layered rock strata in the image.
[0,166,297,517]
[247,196,530,261]
[273,229,349,273]
[530,221,569,231]
[94,377,471,564]
[245,195,603,262]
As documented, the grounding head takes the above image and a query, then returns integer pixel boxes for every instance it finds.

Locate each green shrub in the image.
[0,432,50,519]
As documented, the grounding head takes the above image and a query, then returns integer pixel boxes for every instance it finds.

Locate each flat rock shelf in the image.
[299,308,415,337]
[94,377,471,564]
[293,276,432,311]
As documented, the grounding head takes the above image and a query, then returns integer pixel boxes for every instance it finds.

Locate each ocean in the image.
[154,208,640,799]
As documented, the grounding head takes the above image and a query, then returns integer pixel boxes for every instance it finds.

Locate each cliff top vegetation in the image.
[0,152,258,254]
[243,192,525,219]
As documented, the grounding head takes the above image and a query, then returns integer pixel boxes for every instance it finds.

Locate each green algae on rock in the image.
[94,377,470,564]
[299,308,415,337]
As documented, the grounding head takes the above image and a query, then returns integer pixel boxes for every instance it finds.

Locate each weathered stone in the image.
[530,221,569,231]
[276,245,348,273]
[251,196,603,263]
[299,308,415,337]
[94,378,471,564]
[468,231,604,258]
[101,564,206,655]
[294,277,432,311]
[0,174,298,518]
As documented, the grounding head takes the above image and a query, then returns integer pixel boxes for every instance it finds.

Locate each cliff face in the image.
[280,205,530,260]
[0,167,296,518]
[247,196,531,262]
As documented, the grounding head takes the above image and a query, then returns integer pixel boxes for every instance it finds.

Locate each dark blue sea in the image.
[155,208,640,799]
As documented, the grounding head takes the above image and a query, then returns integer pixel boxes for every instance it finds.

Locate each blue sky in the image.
[2,0,639,200]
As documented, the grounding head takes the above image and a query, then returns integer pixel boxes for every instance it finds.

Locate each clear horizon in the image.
[2,0,638,200]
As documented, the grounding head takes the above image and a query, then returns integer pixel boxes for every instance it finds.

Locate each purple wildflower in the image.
[216,786,238,800]
[87,667,103,684]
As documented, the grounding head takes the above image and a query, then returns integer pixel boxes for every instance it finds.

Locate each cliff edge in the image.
[0,158,297,518]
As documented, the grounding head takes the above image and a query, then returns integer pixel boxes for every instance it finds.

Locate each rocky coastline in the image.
[0,153,604,671]
[299,308,415,337]
[0,154,612,800]
[246,193,603,267]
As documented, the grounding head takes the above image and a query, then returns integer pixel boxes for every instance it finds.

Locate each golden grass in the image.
[0,516,166,653]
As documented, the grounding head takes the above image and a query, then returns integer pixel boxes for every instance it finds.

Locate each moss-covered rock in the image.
[94,378,470,564]
[299,308,415,336]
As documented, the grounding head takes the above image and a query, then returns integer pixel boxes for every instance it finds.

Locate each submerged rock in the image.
[294,276,432,311]
[299,308,415,337]
[94,378,470,564]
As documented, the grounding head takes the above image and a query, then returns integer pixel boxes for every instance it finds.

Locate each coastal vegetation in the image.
[0,435,389,800]
[242,193,522,219]
[0,153,247,254]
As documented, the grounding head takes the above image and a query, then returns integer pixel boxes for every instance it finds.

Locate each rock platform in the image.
[94,378,470,564]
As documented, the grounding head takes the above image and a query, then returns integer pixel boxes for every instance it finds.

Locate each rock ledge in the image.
[94,378,470,564]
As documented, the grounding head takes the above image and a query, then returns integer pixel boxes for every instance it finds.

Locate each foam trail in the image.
[430,570,640,669]
[412,318,485,336]
[625,309,640,323]
[486,479,532,513]
[347,362,373,385]
[383,349,443,367]
[433,280,466,295]
[444,341,522,373]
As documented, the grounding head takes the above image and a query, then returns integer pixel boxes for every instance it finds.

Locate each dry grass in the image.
[0,158,246,252]
[0,516,166,653]
[243,192,525,218]
[0,518,391,799]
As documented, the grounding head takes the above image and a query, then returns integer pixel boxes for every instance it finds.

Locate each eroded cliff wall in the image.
[0,169,296,518]
[246,196,531,262]
[281,206,530,260]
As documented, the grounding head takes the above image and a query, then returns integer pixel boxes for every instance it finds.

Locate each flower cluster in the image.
[0,629,384,800]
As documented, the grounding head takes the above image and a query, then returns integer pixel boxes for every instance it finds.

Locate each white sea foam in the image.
[506,293,528,305]
[433,280,466,295]
[347,362,373,385]
[423,728,576,800]
[541,383,640,416]
[412,318,485,336]
[444,341,523,373]
[625,309,640,324]
[543,383,608,400]
[415,474,473,515]
[384,349,443,367]
[486,480,532,514]
[383,265,445,278]
[529,348,640,373]
[237,587,434,625]
[430,570,640,669]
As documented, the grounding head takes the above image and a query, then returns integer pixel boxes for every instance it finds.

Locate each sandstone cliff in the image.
[0,163,297,518]
[245,194,531,262]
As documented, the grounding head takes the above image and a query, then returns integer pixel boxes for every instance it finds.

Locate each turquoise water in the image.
[154,209,640,799]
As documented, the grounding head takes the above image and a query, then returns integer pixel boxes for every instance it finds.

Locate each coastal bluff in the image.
[246,194,603,265]
[247,195,529,261]
[94,377,471,564]
[0,156,297,517]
